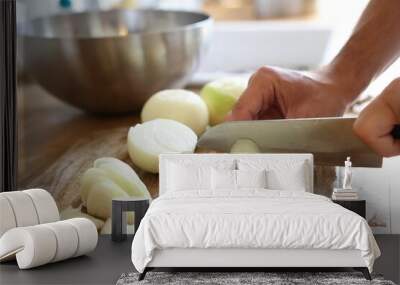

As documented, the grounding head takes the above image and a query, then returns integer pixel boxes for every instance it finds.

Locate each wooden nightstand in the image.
[332,200,366,218]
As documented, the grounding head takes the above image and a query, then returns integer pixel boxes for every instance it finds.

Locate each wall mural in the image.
[11,0,400,237]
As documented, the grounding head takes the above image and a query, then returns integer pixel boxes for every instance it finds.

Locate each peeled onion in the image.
[93,157,149,198]
[60,206,105,230]
[141,89,209,135]
[80,158,150,220]
[127,119,197,173]
[86,179,129,220]
[230,139,260,153]
[201,77,248,125]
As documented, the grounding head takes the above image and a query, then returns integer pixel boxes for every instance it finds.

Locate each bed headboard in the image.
[159,153,314,195]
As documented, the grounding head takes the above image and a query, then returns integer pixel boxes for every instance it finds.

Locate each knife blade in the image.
[197,117,384,167]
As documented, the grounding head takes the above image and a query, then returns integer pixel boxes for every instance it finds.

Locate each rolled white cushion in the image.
[236,169,267,189]
[23,189,59,224]
[0,192,39,227]
[0,196,17,237]
[0,226,57,269]
[42,221,79,262]
[64,218,98,257]
[0,218,98,269]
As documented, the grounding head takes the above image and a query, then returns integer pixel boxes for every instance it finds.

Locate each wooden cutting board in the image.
[18,83,335,211]
[22,124,334,210]
[22,126,215,210]
[18,83,218,210]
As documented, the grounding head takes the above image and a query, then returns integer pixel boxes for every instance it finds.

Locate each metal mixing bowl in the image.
[20,9,212,113]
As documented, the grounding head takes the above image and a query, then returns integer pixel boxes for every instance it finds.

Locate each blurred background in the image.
[15,0,400,240]
[18,0,399,112]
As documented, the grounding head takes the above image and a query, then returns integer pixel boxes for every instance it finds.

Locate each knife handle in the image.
[391,124,400,139]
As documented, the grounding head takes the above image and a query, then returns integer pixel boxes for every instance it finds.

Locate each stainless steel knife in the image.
[197,117,398,167]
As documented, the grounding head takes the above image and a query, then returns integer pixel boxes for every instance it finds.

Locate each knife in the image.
[197,117,399,168]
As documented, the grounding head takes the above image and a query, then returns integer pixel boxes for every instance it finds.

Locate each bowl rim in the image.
[19,8,213,40]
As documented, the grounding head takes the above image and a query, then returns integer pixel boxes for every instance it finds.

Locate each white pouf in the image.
[65,218,98,257]
[24,189,60,224]
[0,189,60,238]
[0,196,17,237]
[1,192,39,227]
[42,221,79,262]
[0,226,57,269]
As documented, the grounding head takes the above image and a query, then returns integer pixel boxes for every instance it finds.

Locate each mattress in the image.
[131,190,380,273]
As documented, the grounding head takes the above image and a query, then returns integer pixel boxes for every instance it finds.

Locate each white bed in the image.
[131,154,380,280]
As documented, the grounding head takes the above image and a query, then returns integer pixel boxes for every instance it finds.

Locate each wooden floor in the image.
[0,235,398,285]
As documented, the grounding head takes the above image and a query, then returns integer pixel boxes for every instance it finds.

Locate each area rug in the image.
[116,272,396,285]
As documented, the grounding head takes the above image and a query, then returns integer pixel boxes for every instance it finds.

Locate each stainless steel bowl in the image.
[20,9,212,113]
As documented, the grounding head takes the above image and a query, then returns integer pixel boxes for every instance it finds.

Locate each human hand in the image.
[226,66,357,121]
[354,78,400,157]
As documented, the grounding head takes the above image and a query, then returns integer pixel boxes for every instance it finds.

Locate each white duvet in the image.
[131,190,380,273]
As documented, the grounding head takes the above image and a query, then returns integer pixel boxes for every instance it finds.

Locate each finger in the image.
[226,83,265,121]
[354,102,400,157]
[381,78,400,117]
[355,124,400,157]
[258,107,284,120]
[227,68,277,121]
[354,82,400,157]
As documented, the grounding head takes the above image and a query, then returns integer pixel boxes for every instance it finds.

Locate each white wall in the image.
[352,156,400,234]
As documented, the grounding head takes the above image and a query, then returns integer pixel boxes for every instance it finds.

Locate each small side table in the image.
[333,199,366,219]
[112,197,150,242]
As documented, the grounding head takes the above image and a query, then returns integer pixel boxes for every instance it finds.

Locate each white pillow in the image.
[212,168,236,190]
[236,169,267,189]
[237,159,308,191]
[167,163,211,191]
[268,168,306,191]
[166,160,236,192]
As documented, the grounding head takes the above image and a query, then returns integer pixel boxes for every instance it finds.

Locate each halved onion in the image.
[127,119,197,173]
